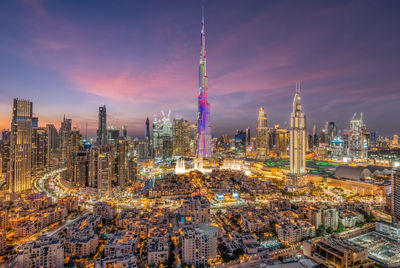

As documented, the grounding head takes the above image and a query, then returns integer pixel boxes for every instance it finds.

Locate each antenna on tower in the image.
[298,80,301,93]
[85,123,88,139]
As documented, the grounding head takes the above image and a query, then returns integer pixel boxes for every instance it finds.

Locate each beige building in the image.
[17,236,64,268]
[182,225,218,266]
[308,206,339,231]
[57,196,79,212]
[0,210,9,230]
[93,201,116,220]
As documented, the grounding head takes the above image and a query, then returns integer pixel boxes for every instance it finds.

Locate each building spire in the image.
[200,7,206,58]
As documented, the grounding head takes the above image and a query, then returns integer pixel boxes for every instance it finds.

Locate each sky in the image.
[0,0,400,137]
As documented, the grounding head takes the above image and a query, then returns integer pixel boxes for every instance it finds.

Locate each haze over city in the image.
[1,0,400,136]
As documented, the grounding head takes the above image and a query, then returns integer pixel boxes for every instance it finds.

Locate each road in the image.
[45,211,91,237]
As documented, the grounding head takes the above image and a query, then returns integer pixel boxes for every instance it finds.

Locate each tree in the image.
[355,221,364,228]
[336,223,345,233]
[326,226,333,234]
[316,225,326,236]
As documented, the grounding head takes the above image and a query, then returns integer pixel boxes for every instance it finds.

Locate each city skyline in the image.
[1,1,400,137]
[2,2,400,267]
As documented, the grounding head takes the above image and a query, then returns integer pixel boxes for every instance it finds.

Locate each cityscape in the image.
[1,1,400,268]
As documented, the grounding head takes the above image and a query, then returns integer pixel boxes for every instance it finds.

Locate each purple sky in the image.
[1,0,399,137]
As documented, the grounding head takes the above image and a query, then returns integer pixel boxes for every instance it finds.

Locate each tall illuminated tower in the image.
[10,99,33,193]
[392,169,400,224]
[196,10,212,158]
[256,107,269,159]
[287,82,307,190]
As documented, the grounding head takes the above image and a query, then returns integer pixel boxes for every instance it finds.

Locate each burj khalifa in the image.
[196,10,212,158]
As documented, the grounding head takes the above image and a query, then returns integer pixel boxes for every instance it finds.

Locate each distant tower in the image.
[256,108,269,159]
[97,105,107,145]
[245,127,251,147]
[287,82,307,191]
[145,117,151,157]
[122,125,127,138]
[145,117,150,140]
[393,134,399,145]
[348,113,367,159]
[196,9,212,158]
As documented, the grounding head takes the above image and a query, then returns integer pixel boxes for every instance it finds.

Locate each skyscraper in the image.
[10,99,33,193]
[117,139,129,187]
[235,130,246,158]
[97,105,107,146]
[328,122,335,140]
[392,170,400,224]
[59,116,71,166]
[145,117,150,140]
[256,107,269,159]
[245,127,251,147]
[145,117,151,158]
[32,127,48,177]
[348,113,367,159]
[173,118,191,157]
[153,114,173,160]
[122,125,127,139]
[46,124,58,168]
[196,11,212,158]
[287,83,307,190]
[275,125,288,157]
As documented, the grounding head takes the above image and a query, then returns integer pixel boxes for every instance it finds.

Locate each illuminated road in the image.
[33,168,66,198]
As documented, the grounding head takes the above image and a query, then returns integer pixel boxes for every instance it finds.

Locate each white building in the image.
[287,83,307,191]
[182,225,218,266]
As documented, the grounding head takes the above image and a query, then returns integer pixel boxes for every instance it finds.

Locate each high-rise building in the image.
[98,152,112,198]
[107,126,119,145]
[0,131,11,179]
[275,125,288,157]
[59,116,72,166]
[145,117,152,158]
[196,11,212,158]
[328,122,335,140]
[31,117,38,128]
[145,117,150,140]
[348,113,367,159]
[392,170,400,224]
[153,115,173,160]
[173,118,191,157]
[122,125,127,139]
[287,83,307,190]
[97,105,107,146]
[393,134,399,145]
[10,99,33,193]
[256,107,269,159]
[235,130,246,158]
[245,127,251,147]
[46,124,59,168]
[32,127,48,177]
[116,139,129,187]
